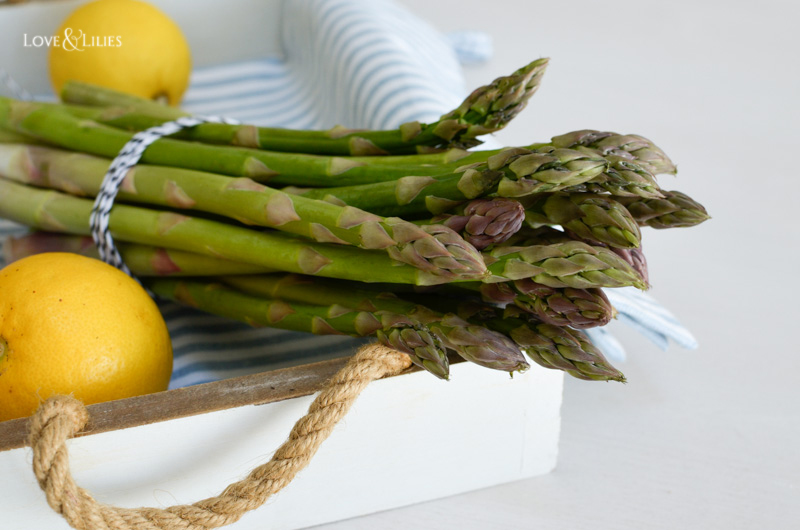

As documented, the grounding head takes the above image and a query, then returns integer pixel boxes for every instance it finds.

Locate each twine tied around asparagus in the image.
[89,115,239,281]
[27,343,413,530]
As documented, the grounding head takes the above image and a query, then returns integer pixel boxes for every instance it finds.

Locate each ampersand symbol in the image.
[62,28,84,52]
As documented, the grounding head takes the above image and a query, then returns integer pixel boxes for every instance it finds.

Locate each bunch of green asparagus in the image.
[0,58,709,382]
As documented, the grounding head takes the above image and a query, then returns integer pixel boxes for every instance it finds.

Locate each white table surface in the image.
[313,0,800,528]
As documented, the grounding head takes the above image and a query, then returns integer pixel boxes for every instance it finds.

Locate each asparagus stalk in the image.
[485,146,609,198]
[578,156,664,199]
[483,238,648,289]
[550,129,677,175]
[147,278,449,378]
[355,131,672,199]
[0,98,565,193]
[298,129,676,182]
[0,98,442,186]
[221,274,529,373]
[519,193,642,249]
[0,129,43,145]
[424,139,666,200]
[219,274,451,353]
[398,293,624,382]
[0,99,665,199]
[3,232,275,276]
[0,177,473,286]
[59,58,550,154]
[502,224,649,288]
[464,280,614,329]
[617,190,711,229]
[294,167,505,217]
[0,143,486,280]
[425,197,525,250]
[295,146,608,217]
[609,245,649,286]
[490,307,625,382]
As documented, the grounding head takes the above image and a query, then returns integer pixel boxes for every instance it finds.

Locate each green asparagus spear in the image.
[305,129,676,183]
[59,58,550,154]
[519,193,642,249]
[550,129,677,175]
[485,146,609,198]
[509,279,614,328]
[499,224,650,288]
[0,143,486,280]
[3,232,275,276]
[617,190,710,229]
[147,278,448,378]
[0,177,473,285]
[295,146,608,216]
[395,293,624,382]
[0,98,558,193]
[0,129,43,145]
[578,156,664,199]
[491,308,625,382]
[461,279,614,329]
[0,98,439,186]
[221,274,529,373]
[0,99,665,199]
[338,130,674,198]
[291,167,504,217]
[484,238,648,289]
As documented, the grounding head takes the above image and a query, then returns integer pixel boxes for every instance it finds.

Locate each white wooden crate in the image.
[0,1,565,528]
[0,359,564,530]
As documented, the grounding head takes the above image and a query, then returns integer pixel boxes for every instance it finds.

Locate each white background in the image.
[316,0,800,528]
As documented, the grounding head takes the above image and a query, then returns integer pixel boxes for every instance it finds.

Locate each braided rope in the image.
[29,343,412,530]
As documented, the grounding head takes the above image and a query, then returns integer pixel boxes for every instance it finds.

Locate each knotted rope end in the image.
[28,395,89,447]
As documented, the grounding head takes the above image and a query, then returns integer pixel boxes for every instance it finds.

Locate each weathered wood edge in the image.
[0,355,421,452]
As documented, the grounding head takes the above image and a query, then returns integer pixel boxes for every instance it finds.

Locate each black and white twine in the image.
[90,115,238,279]
[1,68,229,281]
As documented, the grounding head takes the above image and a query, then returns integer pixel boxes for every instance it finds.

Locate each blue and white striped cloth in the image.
[0,0,696,387]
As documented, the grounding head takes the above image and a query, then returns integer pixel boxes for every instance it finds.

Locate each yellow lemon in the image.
[0,253,173,422]
[49,0,191,105]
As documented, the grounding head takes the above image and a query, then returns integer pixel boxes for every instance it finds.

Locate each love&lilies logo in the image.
[23,28,122,51]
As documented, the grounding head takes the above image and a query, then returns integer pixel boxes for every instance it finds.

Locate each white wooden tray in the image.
[0,2,565,528]
[0,359,564,530]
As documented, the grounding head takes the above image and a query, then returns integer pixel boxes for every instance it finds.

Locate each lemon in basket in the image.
[49,0,192,105]
[0,253,172,422]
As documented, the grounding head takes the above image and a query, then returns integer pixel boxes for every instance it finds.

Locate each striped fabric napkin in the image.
[0,0,696,387]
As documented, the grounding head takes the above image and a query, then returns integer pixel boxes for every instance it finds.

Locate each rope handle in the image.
[28,343,413,530]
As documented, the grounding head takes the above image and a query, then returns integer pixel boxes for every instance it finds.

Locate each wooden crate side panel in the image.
[0,363,563,530]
